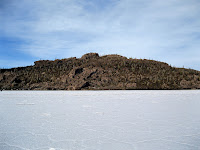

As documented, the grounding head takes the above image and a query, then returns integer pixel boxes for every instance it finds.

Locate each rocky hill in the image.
[0,53,200,90]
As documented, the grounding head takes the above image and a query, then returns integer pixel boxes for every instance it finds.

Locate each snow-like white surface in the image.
[0,90,200,150]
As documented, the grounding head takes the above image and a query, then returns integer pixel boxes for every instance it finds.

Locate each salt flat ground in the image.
[0,90,200,150]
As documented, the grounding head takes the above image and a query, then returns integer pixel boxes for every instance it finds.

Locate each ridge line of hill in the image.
[0,53,200,90]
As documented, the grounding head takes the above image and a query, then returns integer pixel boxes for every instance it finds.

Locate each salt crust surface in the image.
[0,90,200,150]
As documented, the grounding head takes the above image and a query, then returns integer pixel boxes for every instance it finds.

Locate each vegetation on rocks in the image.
[0,53,200,90]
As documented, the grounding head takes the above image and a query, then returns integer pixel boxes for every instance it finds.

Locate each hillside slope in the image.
[0,53,200,90]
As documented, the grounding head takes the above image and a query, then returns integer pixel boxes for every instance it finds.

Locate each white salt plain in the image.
[0,90,200,150]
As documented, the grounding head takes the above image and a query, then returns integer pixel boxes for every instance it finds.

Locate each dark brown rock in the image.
[0,53,200,90]
[81,53,99,60]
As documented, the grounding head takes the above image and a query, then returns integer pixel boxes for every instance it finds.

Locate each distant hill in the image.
[0,53,200,90]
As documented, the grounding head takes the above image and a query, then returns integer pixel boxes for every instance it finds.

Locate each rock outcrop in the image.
[0,53,200,90]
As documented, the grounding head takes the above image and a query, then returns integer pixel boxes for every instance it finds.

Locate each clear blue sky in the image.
[0,0,200,70]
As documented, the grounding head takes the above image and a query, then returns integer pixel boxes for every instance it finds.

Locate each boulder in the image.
[81,53,99,60]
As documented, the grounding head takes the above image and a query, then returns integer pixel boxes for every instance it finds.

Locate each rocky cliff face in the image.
[0,53,200,90]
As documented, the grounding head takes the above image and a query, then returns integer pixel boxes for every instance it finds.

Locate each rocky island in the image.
[0,53,200,90]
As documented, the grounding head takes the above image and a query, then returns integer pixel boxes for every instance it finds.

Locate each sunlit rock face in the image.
[0,90,200,150]
[81,53,99,60]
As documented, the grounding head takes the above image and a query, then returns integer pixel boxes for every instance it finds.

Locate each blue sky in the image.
[0,0,200,70]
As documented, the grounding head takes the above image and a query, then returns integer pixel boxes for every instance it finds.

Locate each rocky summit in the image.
[0,53,200,90]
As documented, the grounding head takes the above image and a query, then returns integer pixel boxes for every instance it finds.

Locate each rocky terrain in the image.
[0,53,200,90]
